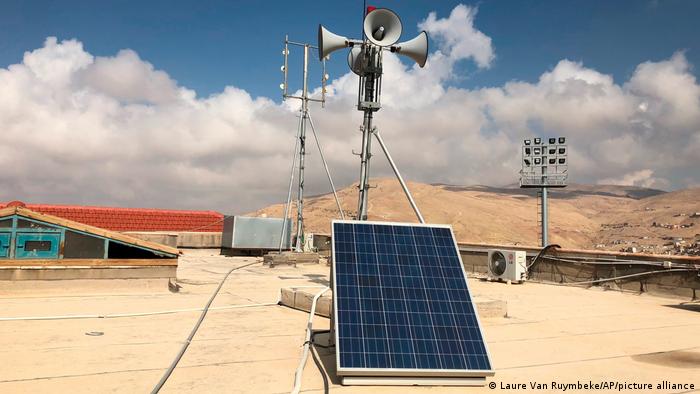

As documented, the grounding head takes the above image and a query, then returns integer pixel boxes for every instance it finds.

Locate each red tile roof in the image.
[0,202,223,232]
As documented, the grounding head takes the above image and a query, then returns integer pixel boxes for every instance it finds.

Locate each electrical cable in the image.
[535,268,696,286]
[291,287,330,394]
[544,255,696,267]
[150,261,259,394]
[526,243,561,269]
[310,340,330,394]
[0,302,278,322]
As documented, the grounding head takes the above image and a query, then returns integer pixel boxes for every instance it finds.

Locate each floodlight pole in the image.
[541,187,548,246]
[520,137,568,248]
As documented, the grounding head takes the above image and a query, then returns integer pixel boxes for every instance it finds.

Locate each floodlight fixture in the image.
[520,135,569,247]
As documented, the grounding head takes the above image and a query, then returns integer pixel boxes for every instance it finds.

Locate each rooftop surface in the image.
[1,250,698,393]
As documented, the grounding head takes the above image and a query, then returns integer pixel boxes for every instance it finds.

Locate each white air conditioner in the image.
[487,250,527,283]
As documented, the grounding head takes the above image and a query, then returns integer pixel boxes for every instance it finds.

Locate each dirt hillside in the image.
[249,178,699,253]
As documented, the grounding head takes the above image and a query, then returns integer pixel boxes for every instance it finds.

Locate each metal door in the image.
[0,233,10,258]
[15,232,60,259]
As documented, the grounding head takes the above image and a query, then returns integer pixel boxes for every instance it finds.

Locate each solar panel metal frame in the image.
[331,220,495,379]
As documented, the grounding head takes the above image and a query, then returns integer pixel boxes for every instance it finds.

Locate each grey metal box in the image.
[222,216,292,250]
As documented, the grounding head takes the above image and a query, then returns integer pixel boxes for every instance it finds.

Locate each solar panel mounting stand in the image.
[341,376,487,386]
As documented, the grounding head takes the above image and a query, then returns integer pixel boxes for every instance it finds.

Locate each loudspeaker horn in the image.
[347,47,364,75]
[318,25,349,60]
[363,8,402,47]
[394,31,429,68]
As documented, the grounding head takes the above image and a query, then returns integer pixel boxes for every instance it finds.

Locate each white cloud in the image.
[0,4,699,213]
[22,37,93,87]
[418,4,495,69]
[598,169,669,189]
[80,49,185,104]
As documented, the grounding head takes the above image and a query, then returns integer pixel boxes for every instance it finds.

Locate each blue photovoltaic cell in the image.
[333,221,492,373]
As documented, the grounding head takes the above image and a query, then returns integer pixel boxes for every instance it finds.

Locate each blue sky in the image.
[1,0,697,100]
[1,1,699,210]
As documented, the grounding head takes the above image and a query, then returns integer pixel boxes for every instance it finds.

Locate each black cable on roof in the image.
[526,243,561,270]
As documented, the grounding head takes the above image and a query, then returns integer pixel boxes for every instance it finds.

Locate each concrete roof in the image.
[0,249,698,393]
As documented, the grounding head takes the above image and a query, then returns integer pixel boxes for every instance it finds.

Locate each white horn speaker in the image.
[318,25,349,60]
[394,31,429,67]
[347,47,364,75]
[363,8,402,47]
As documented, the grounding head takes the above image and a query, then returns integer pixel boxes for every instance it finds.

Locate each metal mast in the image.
[279,37,345,252]
[294,45,309,251]
[318,7,428,223]
[356,46,381,221]
[353,40,424,223]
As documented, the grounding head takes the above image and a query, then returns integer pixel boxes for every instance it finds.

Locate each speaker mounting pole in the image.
[279,36,344,252]
[319,7,429,222]
[356,45,383,220]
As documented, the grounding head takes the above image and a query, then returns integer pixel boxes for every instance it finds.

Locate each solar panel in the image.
[332,220,494,384]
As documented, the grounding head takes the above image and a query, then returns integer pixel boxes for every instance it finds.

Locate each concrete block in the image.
[316,295,332,317]
[264,251,320,267]
[264,253,295,267]
[279,287,332,317]
[278,287,506,319]
[295,289,315,311]
[280,287,296,309]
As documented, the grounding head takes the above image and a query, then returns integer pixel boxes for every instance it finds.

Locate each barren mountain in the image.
[249,178,699,253]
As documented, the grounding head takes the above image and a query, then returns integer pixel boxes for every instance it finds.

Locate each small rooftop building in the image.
[0,203,179,282]
[0,201,223,232]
